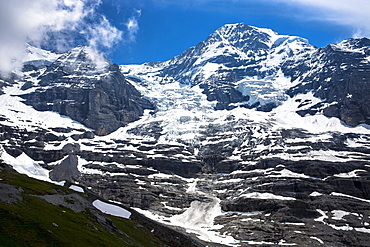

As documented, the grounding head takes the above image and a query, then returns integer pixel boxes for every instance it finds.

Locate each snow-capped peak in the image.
[22,44,61,67]
[333,37,370,53]
[205,23,275,51]
[204,23,310,51]
[121,23,317,112]
[52,45,110,73]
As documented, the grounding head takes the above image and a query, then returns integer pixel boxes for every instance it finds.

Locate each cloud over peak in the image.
[0,0,122,75]
[88,16,123,50]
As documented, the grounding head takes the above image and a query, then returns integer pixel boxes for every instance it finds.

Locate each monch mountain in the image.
[1,23,370,246]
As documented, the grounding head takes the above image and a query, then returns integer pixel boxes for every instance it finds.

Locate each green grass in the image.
[109,216,165,247]
[0,169,166,247]
[0,170,58,195]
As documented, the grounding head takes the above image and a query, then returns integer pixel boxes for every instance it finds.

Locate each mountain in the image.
[123,23,370,126]
[1,23,370,246]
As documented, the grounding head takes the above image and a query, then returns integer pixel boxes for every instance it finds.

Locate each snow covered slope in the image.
[116,23,370,246]
[23,44,61,67]
[122,23,315,111]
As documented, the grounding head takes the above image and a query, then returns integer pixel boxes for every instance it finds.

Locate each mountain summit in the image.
[204,23,309,51]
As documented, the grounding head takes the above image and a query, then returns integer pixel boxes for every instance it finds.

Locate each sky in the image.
[0,0,370,75]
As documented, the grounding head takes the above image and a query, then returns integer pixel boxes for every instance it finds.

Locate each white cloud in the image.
[268,0,370,38]
[126,9,141,42]
[88,16,123,50]
[0,0,122,76]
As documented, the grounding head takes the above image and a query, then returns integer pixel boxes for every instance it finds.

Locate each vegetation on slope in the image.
[0,163,166,247]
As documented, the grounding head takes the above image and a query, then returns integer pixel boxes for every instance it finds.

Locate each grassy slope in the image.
[0,167,165,247]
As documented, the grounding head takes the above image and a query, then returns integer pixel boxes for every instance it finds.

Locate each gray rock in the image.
[0,183,23,203]
[62,143,80,153]
[286,38,370,127]
[49,154,80,182]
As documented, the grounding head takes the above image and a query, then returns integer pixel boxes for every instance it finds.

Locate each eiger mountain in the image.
[1,23,370,246]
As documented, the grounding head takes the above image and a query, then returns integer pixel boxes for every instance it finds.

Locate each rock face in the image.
[0,162,202,247]
[20,46,154,135]
[285,38,370,126]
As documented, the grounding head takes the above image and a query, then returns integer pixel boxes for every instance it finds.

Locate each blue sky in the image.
[98,0,367,64]
[0,0,369,75]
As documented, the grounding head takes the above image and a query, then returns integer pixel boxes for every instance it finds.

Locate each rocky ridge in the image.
[19,45,154,135]
[286,38,370,126]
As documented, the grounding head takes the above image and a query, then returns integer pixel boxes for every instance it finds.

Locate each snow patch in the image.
[92,200,131,219]
[331,192,370,204]
[134,197,240,246]
[273,92,370,134]
[0,146,50,182]
[170,199,240,246]
[310,236,324,244]
[69,185,84,193]
[240,192,296,200]
[202,62,222,79]
[23,44,60,65]
[333,169,367,178]
[0,84,90,132]
[309,191,323,197]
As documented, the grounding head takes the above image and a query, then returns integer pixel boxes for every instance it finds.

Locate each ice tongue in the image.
[171,199,221,228]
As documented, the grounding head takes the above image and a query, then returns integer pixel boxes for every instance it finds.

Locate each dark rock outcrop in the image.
[20,46,154,135]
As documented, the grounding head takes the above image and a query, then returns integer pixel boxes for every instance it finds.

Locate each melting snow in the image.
[77,156,104,175]
[273,92,370,134]
[331,192,370,204]
[170,199,240,246]
[134,203,240,246]
[333,169,367,178]
[309,191,323,197]
[0,84,90,132]
[315,208,370,233]
[266,168,311,179]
